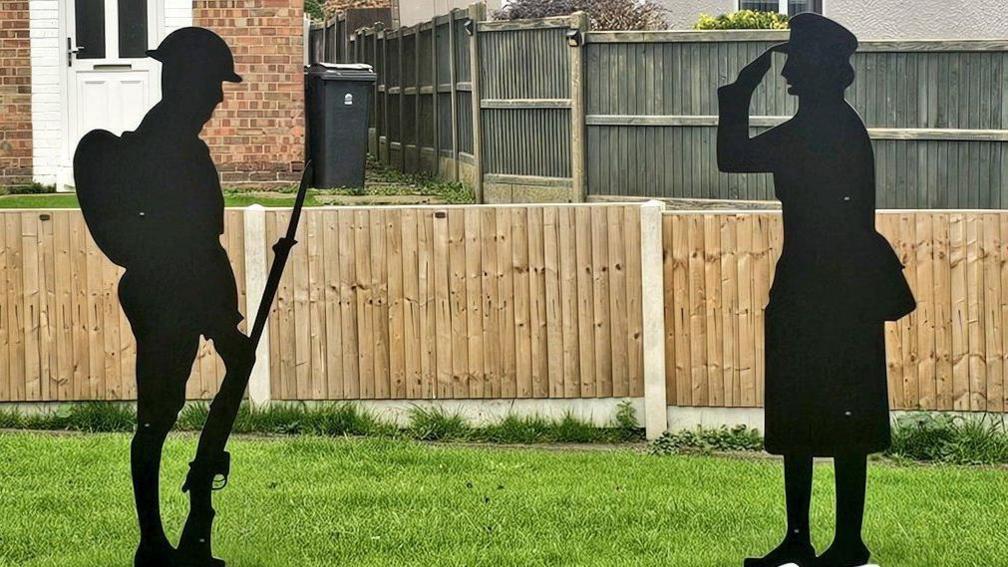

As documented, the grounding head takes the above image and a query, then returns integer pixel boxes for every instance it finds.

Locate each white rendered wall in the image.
[29,0,62,186]
[662,0,734,30]
[825,0,1008,40]
[660,0,1008,39]
[399,0,502,27]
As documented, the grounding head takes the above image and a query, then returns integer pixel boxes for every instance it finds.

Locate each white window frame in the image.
[736,0,824,16]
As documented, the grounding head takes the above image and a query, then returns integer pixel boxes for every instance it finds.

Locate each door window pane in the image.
[740,1,779,12]
[74,0,106,59]
[118,0,148,58]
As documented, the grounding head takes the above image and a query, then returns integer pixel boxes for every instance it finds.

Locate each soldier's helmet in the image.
[146,27,242,84]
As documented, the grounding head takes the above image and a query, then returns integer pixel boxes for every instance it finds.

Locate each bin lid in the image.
[306,62,376,82]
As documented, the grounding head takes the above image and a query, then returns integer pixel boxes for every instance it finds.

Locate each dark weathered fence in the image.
[308,8,393,65]
[585,32,1008,208]
[340,8,588,203]
[346,7,481,192]
[310,4,1008,208]
[476,16,586,202]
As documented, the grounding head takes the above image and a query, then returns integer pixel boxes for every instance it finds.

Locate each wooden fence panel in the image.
[265,205,644,401]
[661,210,1008,412]
[478,21,575,201]
[0,210,247,402]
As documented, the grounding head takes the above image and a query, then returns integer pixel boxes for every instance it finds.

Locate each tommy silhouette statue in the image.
[72,27,308,567]
[717,14,916,567]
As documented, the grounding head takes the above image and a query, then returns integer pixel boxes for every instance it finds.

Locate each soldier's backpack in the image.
[73,129,141,268]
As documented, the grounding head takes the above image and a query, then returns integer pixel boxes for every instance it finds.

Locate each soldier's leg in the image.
[132,333,199,565]
[193,325,254,460]
[176,324,253,565]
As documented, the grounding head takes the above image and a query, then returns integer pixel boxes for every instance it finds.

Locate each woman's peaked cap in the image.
[779,13,858,60]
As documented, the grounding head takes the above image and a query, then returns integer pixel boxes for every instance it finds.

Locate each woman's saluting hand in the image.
[728,44,785,92]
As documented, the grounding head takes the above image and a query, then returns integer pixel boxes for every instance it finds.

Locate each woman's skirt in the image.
[763,298,891,456]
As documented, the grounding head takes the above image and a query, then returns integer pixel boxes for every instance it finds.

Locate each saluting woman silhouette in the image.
[717,14,915,567]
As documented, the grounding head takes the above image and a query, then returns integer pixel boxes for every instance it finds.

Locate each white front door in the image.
[63,0,162,187]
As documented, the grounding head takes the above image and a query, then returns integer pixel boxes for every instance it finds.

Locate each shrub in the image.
[463,404,643,444]
[1,182,57,196]
[477,414,553,443]
[694,10,789,30]
[888,413,1008,465]
[178,402,397,437]
[0,402,639,444]
[650,425,764,455]
[494,0,669,31]
[613,400,644,441]
[551,412,609,443]
[61,402,136,432]
[407,406,471,441]
[305,0,326,21]
[0,403,135,432]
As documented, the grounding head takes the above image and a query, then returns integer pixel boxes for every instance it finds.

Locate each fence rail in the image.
[310,5,1008,208]
[2,207,1007,423]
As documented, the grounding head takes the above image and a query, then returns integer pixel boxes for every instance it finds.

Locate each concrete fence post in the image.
[640,200,668,440]
[243,205,272,409]
[303,16,311,66]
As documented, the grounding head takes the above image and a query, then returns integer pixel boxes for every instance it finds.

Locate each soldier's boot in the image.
[134,541,176,567]
[175,452,230,567]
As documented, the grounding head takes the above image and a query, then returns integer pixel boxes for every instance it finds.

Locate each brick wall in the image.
[195,0,305,187]
[0,0,32,187]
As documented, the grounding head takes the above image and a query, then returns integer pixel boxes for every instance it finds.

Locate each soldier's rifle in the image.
[248,160,313,347]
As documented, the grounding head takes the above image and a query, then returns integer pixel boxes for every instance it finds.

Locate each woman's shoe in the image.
[744,538,816,567]
[812,541,871,567]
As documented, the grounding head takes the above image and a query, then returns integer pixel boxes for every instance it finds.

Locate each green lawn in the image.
[0,433,1004,567]
[0,192,315,209]
[0,158,474,209]
[0,187,473,209]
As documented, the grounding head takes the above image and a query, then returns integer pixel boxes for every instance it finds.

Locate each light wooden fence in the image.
[264,205,644,401]
[0,210,247,403]
[0,205,643,403]
[662,210,1008,413]
[310,5,1008,208]
[3,206,1008,422]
